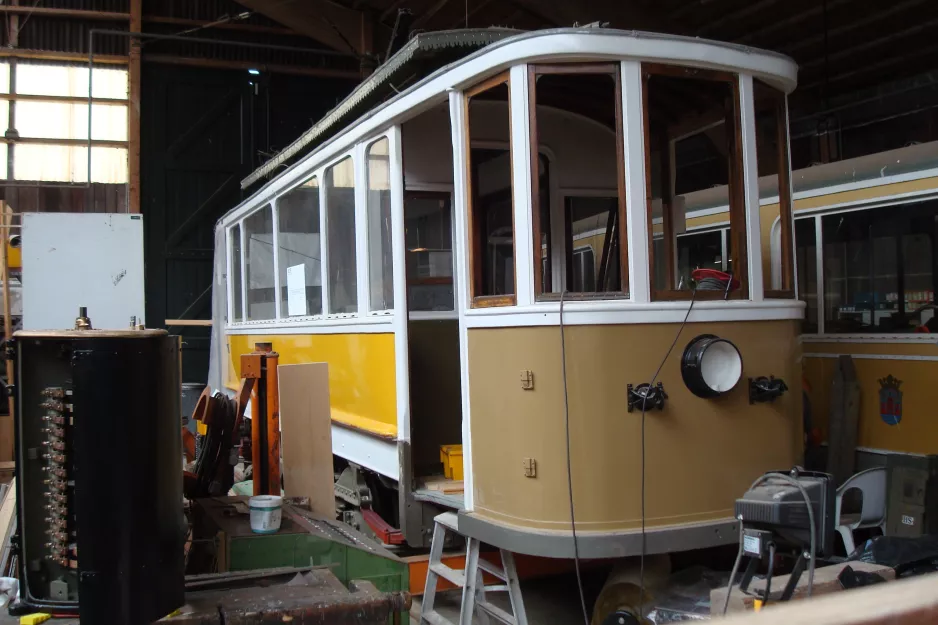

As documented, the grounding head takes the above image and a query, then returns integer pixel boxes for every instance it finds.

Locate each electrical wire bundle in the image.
[560,288,698,625]
[692,268,738,294]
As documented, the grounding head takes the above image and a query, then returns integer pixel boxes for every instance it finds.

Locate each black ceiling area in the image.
[232,0,938,178]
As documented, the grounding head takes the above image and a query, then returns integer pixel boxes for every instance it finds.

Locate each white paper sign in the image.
[286,264,307,316]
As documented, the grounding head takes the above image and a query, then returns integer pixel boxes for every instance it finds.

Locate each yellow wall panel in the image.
[803,344,938,455]
[227,332,397,437]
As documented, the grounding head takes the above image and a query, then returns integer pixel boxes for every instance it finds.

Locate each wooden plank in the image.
[165,319,212,327]
[128,0,142,214]
[0,50,128,65]
[0,482,15,575]
[720,571,938,625]
[828,355,860,487]
[0,6,129,20]
[279,363,335,518]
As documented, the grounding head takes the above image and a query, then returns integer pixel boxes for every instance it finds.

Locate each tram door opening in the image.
[402,104,464,479]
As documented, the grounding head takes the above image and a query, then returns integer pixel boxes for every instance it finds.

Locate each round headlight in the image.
[681,334,743,398]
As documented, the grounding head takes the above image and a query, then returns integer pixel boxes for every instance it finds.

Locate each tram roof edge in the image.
[239,27,798,191]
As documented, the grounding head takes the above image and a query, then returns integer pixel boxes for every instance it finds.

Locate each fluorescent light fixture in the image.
[248,68,261,75]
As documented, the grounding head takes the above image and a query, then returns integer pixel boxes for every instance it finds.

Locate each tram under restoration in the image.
[208,27,804,555]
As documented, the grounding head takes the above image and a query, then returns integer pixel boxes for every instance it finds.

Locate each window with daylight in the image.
[406,191,454,312]
[755,79,794,297]
[278,176,322,317]
[367,137,394,311]
[466,73,514,305]
[529,64,627,297]
[6,62,128,183]
[822,199,938,334]
[231,223,243,322]
[244,206,275,321]
[643,64,746,298]
[326,156,358,314]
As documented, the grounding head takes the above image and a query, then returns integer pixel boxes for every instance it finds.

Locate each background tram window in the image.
[406,192,454,311]
[822,200,938,333]
[243,205,275,321]
[530,68,626,296]
[677,230,724,280]
[326,156,358,314]
[277,176,322,317]
[367,138,394,311]
[230,223,243,322]
[644,66,744,296]
[564,196,620,293]
[467,77,514,301]
[795,217,818,333]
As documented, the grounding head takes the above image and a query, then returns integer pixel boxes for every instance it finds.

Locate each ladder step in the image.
[422,610,456,625]
[477,600,517,624]
[429,562,466,587]
[477,558,508,582]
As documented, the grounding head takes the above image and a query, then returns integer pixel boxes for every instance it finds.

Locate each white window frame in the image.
[365,132,395,316]
[272,172,325,323]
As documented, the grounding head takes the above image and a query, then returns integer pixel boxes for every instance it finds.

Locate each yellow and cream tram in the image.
[208,28,805,556]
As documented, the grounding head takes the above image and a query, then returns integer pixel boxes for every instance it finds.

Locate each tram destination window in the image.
[529,65,628,298]
[755,79,794,297]
[367,137,394,311]
[277,176,322,317]
[406,191,454,311]
[326,156,358,314]
[466,73,515,306]
[230,223,243,322]
[243,205,275,321]
[643,65,746,298]
[822,199,938,334]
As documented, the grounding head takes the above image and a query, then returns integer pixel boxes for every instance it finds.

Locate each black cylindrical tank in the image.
[12,329,185,625]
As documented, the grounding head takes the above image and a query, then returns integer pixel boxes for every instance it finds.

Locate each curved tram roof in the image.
[231,27,797,222]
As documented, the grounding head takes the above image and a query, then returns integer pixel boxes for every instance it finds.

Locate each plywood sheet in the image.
[279,362,334,518]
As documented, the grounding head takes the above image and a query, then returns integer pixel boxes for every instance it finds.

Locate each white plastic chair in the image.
[835,467,888,555]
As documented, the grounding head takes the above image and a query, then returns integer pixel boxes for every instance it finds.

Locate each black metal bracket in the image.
[749,376,788,404]
[627,382,667,412]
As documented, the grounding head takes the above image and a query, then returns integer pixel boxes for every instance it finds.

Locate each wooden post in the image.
[128,0,142,213]
[0,203,13,462]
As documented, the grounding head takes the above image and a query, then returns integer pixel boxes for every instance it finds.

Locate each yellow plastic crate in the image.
[440,444,463,481]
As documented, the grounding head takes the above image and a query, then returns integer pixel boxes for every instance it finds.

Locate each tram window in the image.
[677,230,724,281]
[406,191,454,311]
[230,223,243,322]
[466,74,515,305]
[326,156,358,314]
[366,137,394,311]
[795,217,818,333]
[755,79,794,297]
[643,65,746,299]
[243,205,275,321]
[277,176,322,317]
[529,66,627,297]
[564,196,622,294]
[822,200,938,334]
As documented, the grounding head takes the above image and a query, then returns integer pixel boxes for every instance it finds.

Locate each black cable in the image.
[762,542,776,608]
[639,287,698,618]
[559,290,590,625]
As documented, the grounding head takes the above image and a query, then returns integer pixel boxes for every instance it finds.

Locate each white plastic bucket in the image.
[248,495,283,534]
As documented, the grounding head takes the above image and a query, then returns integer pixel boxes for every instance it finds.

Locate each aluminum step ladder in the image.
[420,511,528,625]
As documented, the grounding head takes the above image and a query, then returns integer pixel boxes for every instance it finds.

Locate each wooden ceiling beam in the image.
[234,0,388,58]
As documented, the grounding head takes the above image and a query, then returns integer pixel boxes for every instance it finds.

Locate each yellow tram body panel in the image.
[803,342,938,455]
[226,332,398,438]
[467,319,802,533]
